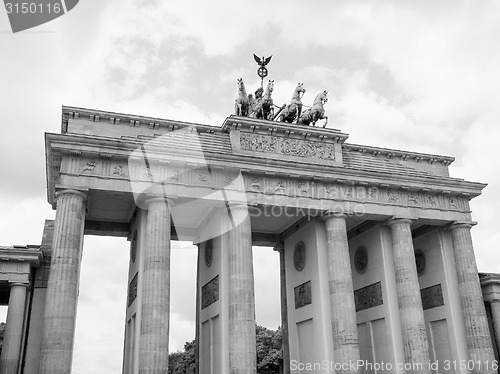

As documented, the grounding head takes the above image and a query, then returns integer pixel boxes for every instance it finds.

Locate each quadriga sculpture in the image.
[234,78,250,117]
[297,90,328,127]
[279,83,306,123]
[249,80,274,120]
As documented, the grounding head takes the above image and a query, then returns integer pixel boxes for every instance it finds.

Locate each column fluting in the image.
[0,282,29,374]
[228,203,256,374]
[490,301,500,358]
[39,189,87,374]
[450,223,497,374]
[324,213,360,374]
[139,197,171,374]
[273,242,290,374]
[387,218,430,374]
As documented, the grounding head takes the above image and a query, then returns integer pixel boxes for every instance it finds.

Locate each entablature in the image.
[46,131,485,207]
[0,246,42,283]
[62,105,224,139]
[47,107,486,221]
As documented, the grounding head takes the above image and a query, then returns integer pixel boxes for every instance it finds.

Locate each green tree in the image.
[168,324,283,374]
[256,325,283,374]
[168,339,196,374]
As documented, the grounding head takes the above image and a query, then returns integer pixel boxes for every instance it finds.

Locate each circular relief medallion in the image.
[415,249,426,276]
[205,240,213,268]
[294,241,306,272]
[130,230,137,263]
[354,246,368,274]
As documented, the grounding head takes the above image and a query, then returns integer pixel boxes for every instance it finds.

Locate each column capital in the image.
[273,242,285,253]
[144,195,169,206]
[8,282,29,289]
[321,210,350,221]
[55,189,87,201]
[447,220,477,231]
[385,217,412,227]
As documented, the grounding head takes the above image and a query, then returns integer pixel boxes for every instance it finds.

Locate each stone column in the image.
[273,243,290,374]
[228,203,256,374]
[323,213,360,374]
[195,243,201,374]
[450,222,497,374]
[139,197,171,374]
[387,218,431,374]
[0,282,29,374]
[490,301,500,354]
[39,189,87,374]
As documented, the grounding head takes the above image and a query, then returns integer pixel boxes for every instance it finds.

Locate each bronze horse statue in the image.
[297,90,328,127]
[249,80,274,120]
[279,83,306,123]
[234,78,249,116]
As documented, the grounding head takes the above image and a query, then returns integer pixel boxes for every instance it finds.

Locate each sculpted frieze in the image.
[113,165,126,177]
[82,161,98,173]
[242,175,467,213]
[60,154,468,214]
[240,133,336,161]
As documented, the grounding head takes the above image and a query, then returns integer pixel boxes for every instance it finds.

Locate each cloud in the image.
[2,1,500,371]
[73,236,128,373]
[0,199,53,244]
[449,111,500,273]
[254,247,281,329]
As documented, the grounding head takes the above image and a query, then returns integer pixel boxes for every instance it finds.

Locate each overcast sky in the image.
[1,1,500,373]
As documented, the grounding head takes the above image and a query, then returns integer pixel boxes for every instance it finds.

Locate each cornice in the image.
[62,105,223,135]
[0,246,43,267]
[45,131,486,201]
[222,115,349,144]
[59,107,455,167]
[343,143,455,166]
[49,107,486,208]
[479,273,500,284]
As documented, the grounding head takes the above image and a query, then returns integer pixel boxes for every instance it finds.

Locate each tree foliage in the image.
[168,324,283,374]
[168,339,196,374]
[256,325,282,374]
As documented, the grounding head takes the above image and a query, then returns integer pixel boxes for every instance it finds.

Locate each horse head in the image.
[296,83,306,94]
[313,90,328,107]
[292,83,306,102]
[237,78,247,96]
[267,80,274,94]
[262,80,274,103]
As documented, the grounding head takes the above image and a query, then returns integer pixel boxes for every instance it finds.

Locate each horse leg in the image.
[295,107,302,124]
[322,116,328,128]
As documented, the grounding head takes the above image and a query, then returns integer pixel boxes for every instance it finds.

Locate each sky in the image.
[1,0,500,373]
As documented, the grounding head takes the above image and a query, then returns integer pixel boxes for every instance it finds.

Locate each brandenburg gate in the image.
[0,104,499,374]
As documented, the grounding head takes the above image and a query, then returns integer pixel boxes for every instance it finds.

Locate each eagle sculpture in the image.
[253,54,272,67]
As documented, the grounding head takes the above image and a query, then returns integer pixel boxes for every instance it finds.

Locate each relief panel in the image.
[294,280,312,309]
[202,275,220,309]
[354,282,383,312]
[240,133,336,161]
[420,284,444,310]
